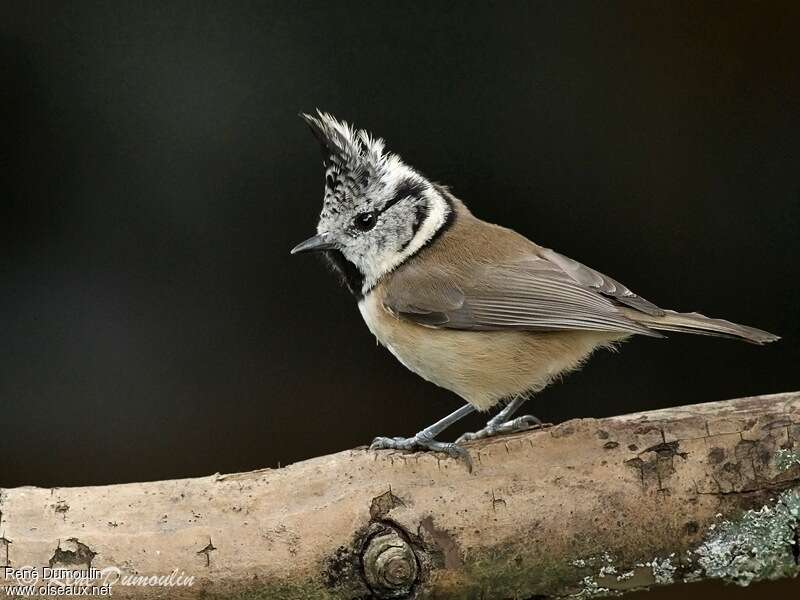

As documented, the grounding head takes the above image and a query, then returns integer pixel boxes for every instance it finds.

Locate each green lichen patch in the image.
[775,448,800,472]
[568,552,652,597]
[452,542,578,599]
[567,487,800,596]
[644,555,677,585]
[573,552,680,597]
[572,574,615,598]
[692,488,800,586]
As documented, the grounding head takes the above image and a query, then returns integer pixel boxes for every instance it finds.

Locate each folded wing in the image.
[382,250,663,337]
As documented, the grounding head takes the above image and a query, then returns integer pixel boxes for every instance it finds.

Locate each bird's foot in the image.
[370,433,472,470]
[456,415,549,443]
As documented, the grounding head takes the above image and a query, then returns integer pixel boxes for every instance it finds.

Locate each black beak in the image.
[290,233,337,255]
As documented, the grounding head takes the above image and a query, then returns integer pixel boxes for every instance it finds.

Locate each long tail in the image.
[622,309,780,345]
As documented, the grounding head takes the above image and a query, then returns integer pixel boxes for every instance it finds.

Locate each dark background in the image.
[2,2,798,489]
[2,3,799,597]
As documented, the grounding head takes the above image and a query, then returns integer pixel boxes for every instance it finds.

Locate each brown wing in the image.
[382,250,663,337]
[538,248,665,317]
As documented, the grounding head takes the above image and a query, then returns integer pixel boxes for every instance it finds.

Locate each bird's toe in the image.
[369,434,472,470]
[456,415,551,444]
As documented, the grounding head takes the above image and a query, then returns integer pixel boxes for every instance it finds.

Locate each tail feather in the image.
[622,309,780,345]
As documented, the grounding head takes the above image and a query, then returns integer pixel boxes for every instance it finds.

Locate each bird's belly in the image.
[358,294,622,411]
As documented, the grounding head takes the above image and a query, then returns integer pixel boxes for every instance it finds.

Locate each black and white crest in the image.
[300,110,406,220]
[298,111,453,297]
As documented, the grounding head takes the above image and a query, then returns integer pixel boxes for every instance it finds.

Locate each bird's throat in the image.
[321,249,365,299]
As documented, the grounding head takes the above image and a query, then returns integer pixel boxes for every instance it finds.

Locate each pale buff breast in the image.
[358,290,626,411]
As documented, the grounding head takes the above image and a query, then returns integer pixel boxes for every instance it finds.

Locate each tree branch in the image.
[1,392,799,598]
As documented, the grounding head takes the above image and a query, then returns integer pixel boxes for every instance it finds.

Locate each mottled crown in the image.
[299,111,405,213]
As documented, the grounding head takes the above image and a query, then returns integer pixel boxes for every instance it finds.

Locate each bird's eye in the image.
[353,211,377,232]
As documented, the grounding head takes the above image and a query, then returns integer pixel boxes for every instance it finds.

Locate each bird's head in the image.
[291,111,452,296]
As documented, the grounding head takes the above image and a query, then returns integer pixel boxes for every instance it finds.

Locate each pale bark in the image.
[1,392,799,599]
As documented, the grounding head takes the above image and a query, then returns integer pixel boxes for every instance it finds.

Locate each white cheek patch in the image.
[361,190,450,292]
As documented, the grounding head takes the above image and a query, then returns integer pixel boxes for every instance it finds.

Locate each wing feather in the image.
[539,248,665,316]
[382,250,663,337]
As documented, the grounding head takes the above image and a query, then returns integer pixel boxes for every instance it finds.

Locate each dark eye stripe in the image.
[380,179,428,214]
[398,202,430,252]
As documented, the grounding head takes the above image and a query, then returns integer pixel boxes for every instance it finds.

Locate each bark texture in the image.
[1,392,799,599]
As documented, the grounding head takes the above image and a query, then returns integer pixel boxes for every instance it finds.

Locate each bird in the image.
[290,111,779,466]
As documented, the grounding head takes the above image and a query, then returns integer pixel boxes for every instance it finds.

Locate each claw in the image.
[370,436,414,451]
[369,434,472,471]
[456,414,551,444]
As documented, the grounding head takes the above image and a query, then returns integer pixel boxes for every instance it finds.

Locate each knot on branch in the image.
[362,529,419,598]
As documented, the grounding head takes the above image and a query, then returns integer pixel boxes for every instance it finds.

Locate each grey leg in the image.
[370,404,476,468]
[456,396,545,443]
